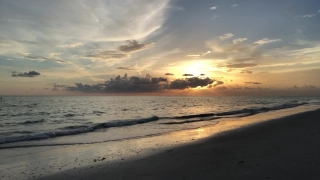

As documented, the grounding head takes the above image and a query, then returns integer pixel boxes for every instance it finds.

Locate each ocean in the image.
[1,96,320,148]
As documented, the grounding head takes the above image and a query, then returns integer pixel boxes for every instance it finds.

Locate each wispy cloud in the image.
[186,51,211,57]
[240,70,253,74]
[210,6,218,10]
[254,38,281,45]
[116,67,137,70]
[57,42,84,48]
[244,81,261,85]
[212,15,220,20]
[298,14,316,18]
[219,33,234,40]
[233,38,248,44]
[225,63,257,68]
[118,40,154,53]
[186,54,200,57]
[232,4,238,7]
[84,40,153,61]
[0,43,11,47]
[17,53,66,63]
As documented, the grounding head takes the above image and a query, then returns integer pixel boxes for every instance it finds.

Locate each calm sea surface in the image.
[0,96,319,147]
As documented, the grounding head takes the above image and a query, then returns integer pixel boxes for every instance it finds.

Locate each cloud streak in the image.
[254,38,281,45]
[57,42,84,48]
[233,38,247,44]
[84,40,153,61]
[17,53,65,63]
[219,33,234,40]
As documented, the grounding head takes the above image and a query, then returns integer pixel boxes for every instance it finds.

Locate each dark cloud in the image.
[226,63,257,68]
[217,86,228,90]
[17,53,65,63]
[84,40,153,61]
[169,77,214,90]
[118,40,153,53]
[290,84,317,89]
[241,70,253,74]
[63,74,168,93]
[165,73,174,76]
[244,81,262,85]
[12,70,41,77]
[200,74,206,76]
[182,74,194,76]
[116,67,137,70]
[60,74,215,93]
[212,80,224,87]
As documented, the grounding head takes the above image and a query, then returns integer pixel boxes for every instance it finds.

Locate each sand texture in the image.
[37,108,320,180]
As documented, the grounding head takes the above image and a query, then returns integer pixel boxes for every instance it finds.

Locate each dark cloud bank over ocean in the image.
[56,74,218,93]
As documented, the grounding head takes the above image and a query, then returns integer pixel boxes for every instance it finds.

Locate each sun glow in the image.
[179,61,212,77]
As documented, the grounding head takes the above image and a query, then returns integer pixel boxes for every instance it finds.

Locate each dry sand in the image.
[37,108,320,180]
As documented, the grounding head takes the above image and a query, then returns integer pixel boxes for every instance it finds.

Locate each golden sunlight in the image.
[179,60,212,77]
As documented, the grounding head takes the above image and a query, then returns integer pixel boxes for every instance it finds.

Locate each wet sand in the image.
[37,108,320,180]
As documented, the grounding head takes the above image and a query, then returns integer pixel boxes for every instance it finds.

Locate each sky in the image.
[0,0,320,96]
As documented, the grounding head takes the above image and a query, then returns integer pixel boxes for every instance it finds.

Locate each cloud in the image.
[212,15,220,20]
[59,74,215,93]
[202,51,211,56]
[210,6,218,10]
[17,40,40,45]
[244,81,261,85]
[297,14,316,18]
[84,40,153,61]
[17,53,65,63]
[226,63,257,68]
[186,54,200,57]
[118,40,154,53]
[182,74,194,76]
[64,74,168,93]
[57,42,84,48]
[0,0,170,66]
[116,67,137,70]
[12,70,41,77]
[240,70,253,74]
[84,51,129,61]
[169,77,214,90]
[211,80,224,87]
[254,38,281,45]
[233,38,247,44]
[186,51,211,57]
[232,4,238,7]
[219,33,234,40]
[165,73,174,75]
[0,43,11,47]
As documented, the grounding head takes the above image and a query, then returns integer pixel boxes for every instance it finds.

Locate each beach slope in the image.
[39,109,320,180]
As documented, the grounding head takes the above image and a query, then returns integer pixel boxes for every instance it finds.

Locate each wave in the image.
[0,116,159,144]
[18,119,46,125]
[171,102,306,120]
[0,102,307,145]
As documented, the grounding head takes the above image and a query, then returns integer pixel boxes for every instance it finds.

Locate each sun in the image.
[180,61,211,77]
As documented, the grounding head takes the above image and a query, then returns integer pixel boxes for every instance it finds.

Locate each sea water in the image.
[0,96,320,148]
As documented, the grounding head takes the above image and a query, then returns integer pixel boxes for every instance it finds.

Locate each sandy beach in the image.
[27,107,320,180]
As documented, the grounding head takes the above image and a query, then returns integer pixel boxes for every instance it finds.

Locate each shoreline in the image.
[40,106,320,180]
[1,105,319,180]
